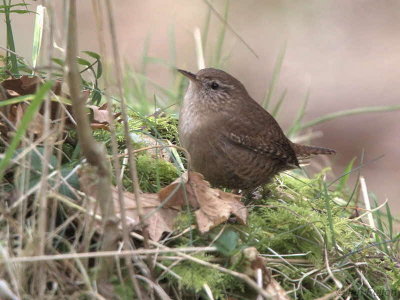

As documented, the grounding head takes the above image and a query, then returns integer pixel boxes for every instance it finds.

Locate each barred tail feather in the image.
[292,143,336,157]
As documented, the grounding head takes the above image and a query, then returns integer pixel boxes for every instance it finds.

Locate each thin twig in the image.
[129,231,277,299]
[194,27,205,70]
[35,3,55,295]
[104,0,152,264]
[202,0,258,58]
[355,269,380,300]
[324,248,342,289]
[2,247,217,263]
[91,0,144,296]
[359,176,376,230]
[65,0,117,284]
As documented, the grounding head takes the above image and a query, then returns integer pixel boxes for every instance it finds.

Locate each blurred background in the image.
[2,0,400,210]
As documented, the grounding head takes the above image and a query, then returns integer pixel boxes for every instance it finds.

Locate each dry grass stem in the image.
[65,0,116,284]
[93,0,144,295]
[2,247,217,264]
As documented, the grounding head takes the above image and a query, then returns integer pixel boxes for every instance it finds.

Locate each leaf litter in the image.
[79,167,248,241]
[0,75,119,139]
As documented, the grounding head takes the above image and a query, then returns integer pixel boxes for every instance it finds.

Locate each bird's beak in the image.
[177,69,198,82]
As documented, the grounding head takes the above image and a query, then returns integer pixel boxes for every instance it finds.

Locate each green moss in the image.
[127,154,179,193]
[174,211,195,231]
[91,112,181,192]
[67,110,397,299]
[164,169,396,299]
[166,254,245,299]
[92,113,179,148]
[243,172,371,261]
[145,115,179,143]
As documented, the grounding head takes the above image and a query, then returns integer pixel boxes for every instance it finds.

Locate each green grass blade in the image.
[0,3,30,9]
[82,51,102,79]
[300,104,400,130]
[322,182,337,249]
[385,202,393,239]
[201,0,212,58]
[0,9,33,14]
[203,0,257,59]
[0,94,34,107]
[140,34,151,75]
[373,198,389,253]
[32,5,45,71]
[336,157,356,192]
[262,42,286,109]
[213,0,229,67]
[271,88,287,117]
[3,0,19,76]
[287,89,309,137]
[82,50,100,60]
[0,81,53,181]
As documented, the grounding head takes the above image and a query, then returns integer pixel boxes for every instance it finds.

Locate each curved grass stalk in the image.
[301,104,400,129]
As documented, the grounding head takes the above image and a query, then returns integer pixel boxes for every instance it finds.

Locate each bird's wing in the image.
[221,100,299,167]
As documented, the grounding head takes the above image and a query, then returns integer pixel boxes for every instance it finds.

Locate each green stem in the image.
[301,104,400,129]
[3,0,19,76]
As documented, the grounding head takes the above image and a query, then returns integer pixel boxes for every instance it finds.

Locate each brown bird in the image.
[178,68,335,190]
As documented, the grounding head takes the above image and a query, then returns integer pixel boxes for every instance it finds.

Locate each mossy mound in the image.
[165,170,399,299]
[92,111,399,299]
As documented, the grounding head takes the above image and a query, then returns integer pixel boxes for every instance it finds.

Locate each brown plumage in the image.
[178,68,335,190]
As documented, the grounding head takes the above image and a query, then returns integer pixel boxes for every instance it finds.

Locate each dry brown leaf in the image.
[79,166,179,241]
[13,103,24,128]
[28,110,45,135]
[88,103,121,130]
[159,171,247,233]
[0,76,64,139]
[112,188,180,241]
[2,75,42,97]
[78,165,99,199]
[90,123,110,130]
[0,76,108,140]
[158,172,199,207]
[240,247,291,300]
[87,105,111,124]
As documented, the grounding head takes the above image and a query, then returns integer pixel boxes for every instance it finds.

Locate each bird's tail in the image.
[292,143,336,158]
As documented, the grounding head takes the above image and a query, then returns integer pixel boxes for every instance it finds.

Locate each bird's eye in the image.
[210,81,219,90]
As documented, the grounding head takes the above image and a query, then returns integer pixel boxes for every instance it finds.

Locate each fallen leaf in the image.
[159,171,247,233]
[13,103,24,128]
[28,110,45,135]
[112,189,180,241]
[88,103,121,130]
[87,105,111,124]
[0,76,105,140]
[79,166,179,241]
[236,247,291,300]
[0,76,64,139]
[2,75,41,97]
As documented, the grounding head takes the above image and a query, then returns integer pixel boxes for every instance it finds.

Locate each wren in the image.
[178,68,335,190]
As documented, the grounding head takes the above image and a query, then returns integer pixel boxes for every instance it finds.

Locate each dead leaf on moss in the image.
[0,76,64,138]
[78,165,99,199]
[88,103,121,130]
[79,167,179,241]
[112,189,180,241]
[0,76,112,139]
[159,171,247,233]
[2,75,42,97]
[239,247,290,300]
